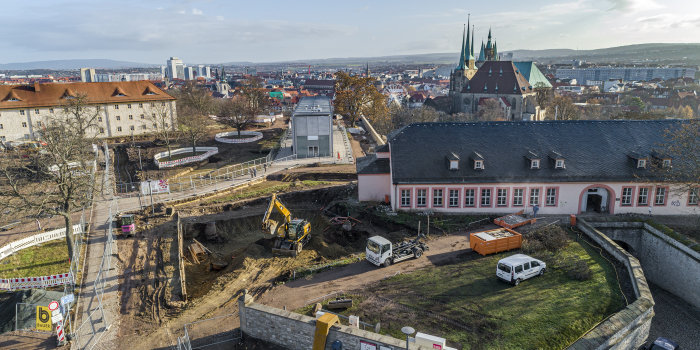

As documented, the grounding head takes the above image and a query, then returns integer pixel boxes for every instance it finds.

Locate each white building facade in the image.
[357,121,699,216]
[0,81,176,142]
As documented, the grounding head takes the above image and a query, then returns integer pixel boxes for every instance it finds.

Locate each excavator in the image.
[261,193,311,256]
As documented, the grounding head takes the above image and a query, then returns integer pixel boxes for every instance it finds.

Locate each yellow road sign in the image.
[36,306,52,332]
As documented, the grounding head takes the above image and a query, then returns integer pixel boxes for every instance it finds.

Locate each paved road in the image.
[645,283,700,348]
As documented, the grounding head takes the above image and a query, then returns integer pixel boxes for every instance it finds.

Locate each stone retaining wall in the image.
[238,292,428,350]
[588,221,700,309]
[570,218,654,350]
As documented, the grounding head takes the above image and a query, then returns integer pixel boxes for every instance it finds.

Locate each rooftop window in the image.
[530,159,540,169]
[662,159,671,168]
[555,159,565,169]
[637,159,647,169]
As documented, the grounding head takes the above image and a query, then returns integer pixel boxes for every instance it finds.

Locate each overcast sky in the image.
[1,0,699,65]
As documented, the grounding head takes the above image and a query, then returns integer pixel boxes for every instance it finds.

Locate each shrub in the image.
[561,257,592,281]
[522,238,544,253]
[529,226,570,252]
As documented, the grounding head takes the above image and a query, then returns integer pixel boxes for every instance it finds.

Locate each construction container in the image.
[493,210,536,229]
[469,228,522,256]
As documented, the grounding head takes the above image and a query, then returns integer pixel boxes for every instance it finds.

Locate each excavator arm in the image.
[261,193,292,236]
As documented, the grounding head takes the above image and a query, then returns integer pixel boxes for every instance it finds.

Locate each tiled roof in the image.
[0,81,175,110]
[464,61,533,95]
[513,62,553,88]
[388,120,689,184]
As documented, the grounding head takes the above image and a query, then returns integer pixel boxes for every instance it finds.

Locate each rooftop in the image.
[293,95,332,116]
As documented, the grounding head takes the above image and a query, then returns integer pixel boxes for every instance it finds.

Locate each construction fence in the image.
[177,313,241,350]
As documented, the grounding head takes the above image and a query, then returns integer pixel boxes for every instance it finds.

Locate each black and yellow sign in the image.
[36,306,52,331]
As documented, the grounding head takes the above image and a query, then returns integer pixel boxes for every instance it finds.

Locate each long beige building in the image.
[0,81,176,142]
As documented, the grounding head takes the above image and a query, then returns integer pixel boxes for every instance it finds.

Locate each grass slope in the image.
[300,233,625,349]
[0,240,70,278]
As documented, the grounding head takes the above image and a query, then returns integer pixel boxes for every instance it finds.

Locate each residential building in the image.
[0,81,176,142]
[291,96,333,158]
[80,68,96,83]
[556,67,696,82]
[356,120,698,216]
[303,79,335,97]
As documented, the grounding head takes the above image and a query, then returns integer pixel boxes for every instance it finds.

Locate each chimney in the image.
[34,82,41,92]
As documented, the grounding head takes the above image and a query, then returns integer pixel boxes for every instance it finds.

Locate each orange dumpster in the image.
[469,228,523,256]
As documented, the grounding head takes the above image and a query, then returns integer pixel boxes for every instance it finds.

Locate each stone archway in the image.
[578,184,616,214]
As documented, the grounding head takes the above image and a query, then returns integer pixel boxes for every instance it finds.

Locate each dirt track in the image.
[257,230,479,310]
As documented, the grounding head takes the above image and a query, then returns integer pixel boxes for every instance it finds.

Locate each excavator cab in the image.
[261,194,311,257]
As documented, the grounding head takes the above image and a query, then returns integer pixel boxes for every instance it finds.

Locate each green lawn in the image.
[298,232,625,350]
[0,240,71,278]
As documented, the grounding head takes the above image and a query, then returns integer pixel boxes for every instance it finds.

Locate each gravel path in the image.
[645,282,700,348]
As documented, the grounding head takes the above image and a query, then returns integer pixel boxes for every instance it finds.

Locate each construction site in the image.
[97,154,636,350]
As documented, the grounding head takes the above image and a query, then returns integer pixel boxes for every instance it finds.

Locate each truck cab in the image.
[366,236,392,267]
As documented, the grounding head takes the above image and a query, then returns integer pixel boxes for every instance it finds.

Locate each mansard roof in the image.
[0,81,175,110]
[387,120,689,184]
[463,61,533,95]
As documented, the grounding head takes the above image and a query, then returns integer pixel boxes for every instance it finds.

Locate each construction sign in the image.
[35,306,52,331]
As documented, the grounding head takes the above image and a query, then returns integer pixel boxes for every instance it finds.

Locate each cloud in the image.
[192,8,203,15]
[216,15,224,21]
[608,0,663,12]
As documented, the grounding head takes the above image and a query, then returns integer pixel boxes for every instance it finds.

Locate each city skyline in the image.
[1,0,700,65]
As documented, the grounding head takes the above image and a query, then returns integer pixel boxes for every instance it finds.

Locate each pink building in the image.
[357,120,699,216]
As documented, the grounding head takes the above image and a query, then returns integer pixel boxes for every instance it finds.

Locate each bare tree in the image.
[147,102,177,158]
[649,120,700,194]
[550,96,581,120]
[0,95,99,262]
[477,98,506,121]
[175,83,213,155]
[218,96,254,136]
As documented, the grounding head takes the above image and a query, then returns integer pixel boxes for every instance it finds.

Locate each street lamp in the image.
[401,326,415,350]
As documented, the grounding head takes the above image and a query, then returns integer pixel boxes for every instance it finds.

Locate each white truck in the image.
[365,234,428,267]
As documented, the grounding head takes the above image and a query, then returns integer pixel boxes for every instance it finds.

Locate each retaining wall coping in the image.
[570,218,655,350]
[642,223,700,262]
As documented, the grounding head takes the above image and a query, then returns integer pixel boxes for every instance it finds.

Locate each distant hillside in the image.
[0,59,158,71]
[232,43,700,67]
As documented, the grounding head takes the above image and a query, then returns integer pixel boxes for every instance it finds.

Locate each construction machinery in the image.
[117,214,136,236]
[365,233,428,267]
[261,193,311,256]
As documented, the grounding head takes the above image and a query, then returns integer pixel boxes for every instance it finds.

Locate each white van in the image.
[496,254,546,286]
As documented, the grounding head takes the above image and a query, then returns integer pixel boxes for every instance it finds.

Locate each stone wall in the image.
[589,221,700,309]
[238,292,428,350]
[570,218,654,350]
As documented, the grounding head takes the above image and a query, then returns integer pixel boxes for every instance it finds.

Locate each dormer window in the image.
[637,159,647,168]
[555,159,565,169]
[530,159,540,169]
[474,160,484,170]
[450,160,459,170]
[662,159,671,168]
[447,152,459,170]
[526,151,540,169]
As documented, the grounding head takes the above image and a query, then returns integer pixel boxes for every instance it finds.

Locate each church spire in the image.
[470,25,475,60]
[457,24,466,70]
[486,27,493,50]
[478,40,486,62]
[493,41,498,61]
[465,14,473,61]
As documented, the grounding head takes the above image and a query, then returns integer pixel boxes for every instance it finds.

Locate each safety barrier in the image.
[154,147,219,169]
[0,224,83,260]
[0,273,73,291]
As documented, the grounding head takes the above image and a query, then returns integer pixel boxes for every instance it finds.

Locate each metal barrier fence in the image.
[177,313,241,350]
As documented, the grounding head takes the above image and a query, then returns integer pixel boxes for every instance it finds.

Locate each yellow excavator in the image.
[261,193,311,256]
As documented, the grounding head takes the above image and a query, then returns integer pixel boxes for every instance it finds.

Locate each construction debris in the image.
[494,210,536,229]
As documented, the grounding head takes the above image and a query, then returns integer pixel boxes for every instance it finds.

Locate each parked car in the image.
[647,337,680,350]
[496,254,546,286]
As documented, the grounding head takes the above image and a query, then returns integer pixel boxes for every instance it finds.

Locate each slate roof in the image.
[356,154,390,175]
[0,81,175,110]
[388,120,688,184]
[463,61,532,95]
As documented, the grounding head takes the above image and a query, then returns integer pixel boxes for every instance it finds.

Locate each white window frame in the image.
[654,187,666,206]
[689,188,699,205]
[480,188,491,207]
[497,189,507,206]
[400,189,411,207]
[449,189,459,207]
[474,160,484,169]
[555,159,565,169]
[638,188,649,205]
[637,159,647,168]
[449,160,458,170]
[546,188,557,206]
[621,187,633,206]
[416,189,427,207]
[464,189,475,207]
[433,189,443,207]
[529,188,540,206]
[530,159,540,169]
[662,159,671,168]
[513,189,524,206]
